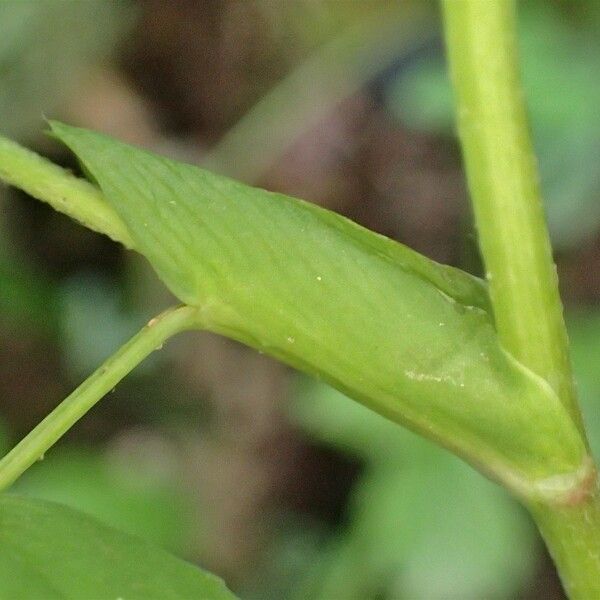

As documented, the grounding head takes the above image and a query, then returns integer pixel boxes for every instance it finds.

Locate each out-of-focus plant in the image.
[278,308,600,600]
[13,443,193,554]
[388,1,600,250]
[0,1,598,598]
[0,0,130,332]
[0,0,130,141]
[289,378,537,599]
[282,310,600,599]
[203,2,432,183]
[567,314,600,460]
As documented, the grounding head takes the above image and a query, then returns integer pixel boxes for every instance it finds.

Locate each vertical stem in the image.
[441,0,582,433]
[529,491,600,599]
[441,1,599,597]
[0,305,198,491]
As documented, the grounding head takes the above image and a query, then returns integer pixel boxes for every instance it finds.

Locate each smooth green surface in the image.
[442,2,599,597]
[13,446,192,553]
[0,305,197,491]
[530,493,600,599]
[441,0,582,433]
[0,494,236,600]
[44,122,588,501]
[292,379,537,599]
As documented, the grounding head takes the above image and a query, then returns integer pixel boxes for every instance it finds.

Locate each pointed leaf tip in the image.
[49,123,588,500]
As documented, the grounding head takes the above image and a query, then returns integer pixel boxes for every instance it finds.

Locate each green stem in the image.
[441,1,599,597]
[0,305,197,491]
[530,491,600,599]
[441,0,582,433]
[0,133,133,249]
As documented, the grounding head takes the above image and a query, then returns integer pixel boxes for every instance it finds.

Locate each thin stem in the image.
[0,133,134,249]
[0,305,198,491]
[441,0,583,434]
[442,1,599,597]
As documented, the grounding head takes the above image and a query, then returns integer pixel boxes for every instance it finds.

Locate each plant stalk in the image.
[441,0,599,596]
[0,305,197,491]
[530,490,600,599]
[441,0,582,431]
[0,133,133,248]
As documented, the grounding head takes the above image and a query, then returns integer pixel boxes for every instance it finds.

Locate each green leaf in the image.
[291,377,433,461]
[47,122,587,500]
[13,445,192,553]
[350,454,536,599]
[567,312,600,460]
[0,255,57,334]
[292,380,537,599]
[48,122,489,312]
[0,494,236,600]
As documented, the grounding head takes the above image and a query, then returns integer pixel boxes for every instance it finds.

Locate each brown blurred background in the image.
[2,1,600,598]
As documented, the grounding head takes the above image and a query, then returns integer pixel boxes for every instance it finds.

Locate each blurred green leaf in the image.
[292,379,537,599]
[0,494,236,599]
[354,457,535,599]
[567,313,600,459]
[256,0,425,51]
[389,3,600,249]
[0,255,57,334]
[292,376,418,461]
[0,0,131,140]
[46,121,586,498]
[12,444,191,553]
[58,273,144,377]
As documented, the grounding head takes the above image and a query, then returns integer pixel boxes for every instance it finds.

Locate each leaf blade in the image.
[0,495,236,600]
[48,122,587,501]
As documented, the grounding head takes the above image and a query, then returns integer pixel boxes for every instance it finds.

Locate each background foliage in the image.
[1,1,599,598]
